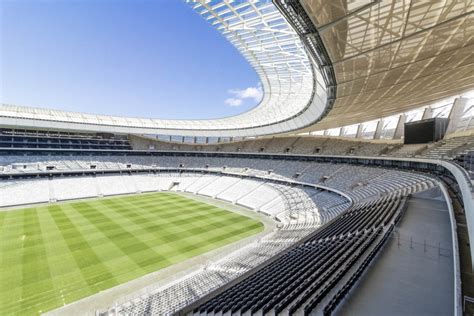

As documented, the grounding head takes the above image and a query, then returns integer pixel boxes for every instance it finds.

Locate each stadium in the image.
[1,1,473,316]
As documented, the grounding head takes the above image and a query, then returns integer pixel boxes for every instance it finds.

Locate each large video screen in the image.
[404,120,435,144]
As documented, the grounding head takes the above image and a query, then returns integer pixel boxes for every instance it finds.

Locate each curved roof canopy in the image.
[1,0,472,137]
[0,0,329,137]
[298,0,474,132]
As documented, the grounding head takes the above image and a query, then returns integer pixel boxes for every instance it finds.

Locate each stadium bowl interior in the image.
[1,1,473,315]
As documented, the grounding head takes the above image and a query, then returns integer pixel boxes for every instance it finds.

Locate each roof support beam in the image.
[422,107,433,120]
[446,97,469,136]
[393,114,406,139]
[333,10,474,65]
[373,120,384,140]
[317,0,382,34]
[356,123,364,138]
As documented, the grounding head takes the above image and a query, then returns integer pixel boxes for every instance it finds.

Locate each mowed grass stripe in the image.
[98,197,240,241]
[73,197,253,273]
[70,202,170,270]
[58,203,144,290]
[93,197,234,272]
[114,196,252,248]
[50,202,170,294]
[1,208,60,315]
[104,197,255,263]
[37,206,93,309]
[95,198,252,259]
[48,205,119,292]
[0,211,5,231]
[0,192,264,315]
[20,209,56,314]
[54,197,211,227]
[0,211,25,311]
[101,198,235,251]
[96,198,198,259]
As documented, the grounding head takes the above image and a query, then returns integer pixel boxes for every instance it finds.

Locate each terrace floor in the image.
[337,189,455,316]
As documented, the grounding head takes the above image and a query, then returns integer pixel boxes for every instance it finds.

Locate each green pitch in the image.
[0,192,263,315]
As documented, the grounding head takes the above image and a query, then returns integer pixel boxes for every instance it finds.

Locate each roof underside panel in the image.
[299,0,474,131]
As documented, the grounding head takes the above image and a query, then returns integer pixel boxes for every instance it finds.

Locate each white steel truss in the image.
[0,1,329,137]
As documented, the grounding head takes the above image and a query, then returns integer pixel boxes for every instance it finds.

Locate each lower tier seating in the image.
[0,154,438,315]
[191,196,404,316]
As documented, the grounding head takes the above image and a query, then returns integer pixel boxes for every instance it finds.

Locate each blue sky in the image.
[0,0,261,119]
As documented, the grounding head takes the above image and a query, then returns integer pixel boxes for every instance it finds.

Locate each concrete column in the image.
[465,115,474,131]
[393,114,406,139]
[446,97,469,135]
[422,107,433,120]
[373,120,383,139]
[356,123,364,138]
[339,127,345,137]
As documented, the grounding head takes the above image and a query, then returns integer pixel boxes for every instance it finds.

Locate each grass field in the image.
[0,192,263,315]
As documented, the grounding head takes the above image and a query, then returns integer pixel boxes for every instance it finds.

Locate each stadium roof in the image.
[1,0,473,137]
[297,0,474,132]
[0,1,328,137]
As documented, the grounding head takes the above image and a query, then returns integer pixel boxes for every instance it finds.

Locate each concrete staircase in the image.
[421,136,474,159]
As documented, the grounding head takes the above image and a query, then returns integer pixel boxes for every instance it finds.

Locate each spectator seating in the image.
[388,143,427,157]
[128,134,474,163]
[420,135,474,159]
[192,196,404,315]
[455,150,474,179]
[0,129,132,150]
[0,153,437,315]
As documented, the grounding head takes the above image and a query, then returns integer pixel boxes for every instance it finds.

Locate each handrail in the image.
[465,296,474,312]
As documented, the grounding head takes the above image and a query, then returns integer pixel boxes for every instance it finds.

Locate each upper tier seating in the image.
[421,135,474,159]
[129,134,474,161]
[388,143,428,157]
[0,129,132,150]
[455,150,474,179]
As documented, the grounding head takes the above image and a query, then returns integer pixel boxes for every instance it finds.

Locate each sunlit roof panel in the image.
[0,1,329,137]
